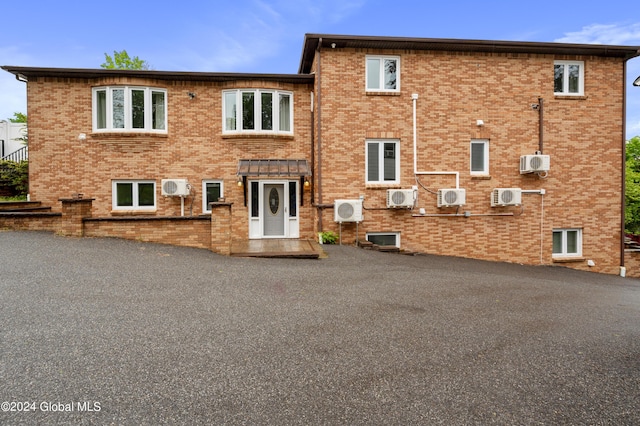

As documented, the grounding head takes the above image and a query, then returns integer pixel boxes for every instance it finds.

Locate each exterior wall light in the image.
[634,75,640,86]
[237,176,243,187]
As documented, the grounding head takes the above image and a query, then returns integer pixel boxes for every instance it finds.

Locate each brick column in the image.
[59,198,94,237]
[210,202,233,256]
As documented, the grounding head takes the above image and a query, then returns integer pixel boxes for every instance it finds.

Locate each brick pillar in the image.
[210,202,233,255]
[59,198,94,237]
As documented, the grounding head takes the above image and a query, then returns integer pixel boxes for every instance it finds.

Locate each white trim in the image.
[366,139,400,185]
[93,86,167,133]
[222,89,294,135]
[365,55,400,92]
[552,228,582,258]
[111,179,156,211]
[202,180,224,213]
[366,232,400,247]
[554,60,584,96]
[470,139,489,175]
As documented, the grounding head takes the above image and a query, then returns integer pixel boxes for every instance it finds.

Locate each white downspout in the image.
[412,93,459,188]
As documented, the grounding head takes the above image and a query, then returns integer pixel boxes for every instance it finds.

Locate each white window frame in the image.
[366,232,400,247]
[366,55,400,92]
[470,139,489,175]
[112,180,156,211]
[366,139,400,185]
[553,61,584,96]
[552,228,582,258]
[202,180,224,213]
[93,86,167,132]
[222,89,293,135]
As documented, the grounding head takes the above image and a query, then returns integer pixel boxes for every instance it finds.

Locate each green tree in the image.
[101,50,150,70]
[626,136,640,234]
[8,112,27,123]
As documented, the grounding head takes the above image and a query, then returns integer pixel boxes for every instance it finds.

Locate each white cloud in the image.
[554,23,640,45]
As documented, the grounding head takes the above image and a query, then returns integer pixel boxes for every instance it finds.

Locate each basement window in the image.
[112,180,156,211]
[552,228,582,258]
[366,232,400,247]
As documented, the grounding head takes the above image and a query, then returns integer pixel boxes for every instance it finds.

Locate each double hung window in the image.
[554,61,584,95]
[366,56,400,92]
[93,86,167,132]
[112,180,156,211]
[223,89,293,134]
[470,139,489,175]
[366,139,399,184]
[552,228,582,258]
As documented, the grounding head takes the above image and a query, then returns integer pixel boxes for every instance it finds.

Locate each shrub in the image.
[0,160,28,195]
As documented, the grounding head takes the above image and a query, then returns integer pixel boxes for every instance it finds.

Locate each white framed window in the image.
[366,56,400,92]
[112,180,156,211]
[470,139,489,175]
[552,228,582,258]
[366,139,400,184]
[202,180,224,213]
[554,61,584,95]
[93,86,167,132]
[223,89,293,134]
[366,232,400,247]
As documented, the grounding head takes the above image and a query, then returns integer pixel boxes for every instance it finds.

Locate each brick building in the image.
[3,34,639,274]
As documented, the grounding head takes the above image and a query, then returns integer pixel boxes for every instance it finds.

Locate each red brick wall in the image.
[313,48,625,275]
[26,77,315,242]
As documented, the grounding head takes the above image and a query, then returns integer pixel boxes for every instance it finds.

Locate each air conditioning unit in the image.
[437,188,466,208]
[520,154,550,173]
[491,188,522,206]
[386,189,416,209]
[334,199,364,222]
[161,179,190,197]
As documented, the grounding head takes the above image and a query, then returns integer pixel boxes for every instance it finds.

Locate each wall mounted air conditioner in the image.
[437,188,466,208]
[520,155,550,173]
[161,179,190,197]
[386,189,416,208]
[491,188,522,206]
[334,199,364,222]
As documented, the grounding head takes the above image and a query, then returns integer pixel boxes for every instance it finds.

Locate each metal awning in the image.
[236,159,311,177]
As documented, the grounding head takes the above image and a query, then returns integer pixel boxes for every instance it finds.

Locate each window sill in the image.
[365,183,401,189]
[90,132,168,146]
[366,91,401,96]
[111,210,157,216]
[552,256,585,263]
[222,133,294,140]
[554,95,588,100]
[471,175,491,180]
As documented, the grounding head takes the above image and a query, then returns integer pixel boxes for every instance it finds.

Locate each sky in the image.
[1,0,640,138]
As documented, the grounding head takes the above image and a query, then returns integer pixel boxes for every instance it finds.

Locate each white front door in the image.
[264,184,285,237]
[249,181,300,239]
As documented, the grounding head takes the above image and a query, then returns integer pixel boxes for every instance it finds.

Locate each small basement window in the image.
[366,232,400,247]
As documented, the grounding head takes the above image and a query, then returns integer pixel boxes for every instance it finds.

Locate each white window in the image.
[552,228,582,258]
[366,56,400,92]
[112,180,156,211]
[470,139,489,175]
[202,180,224,213]
[366,232,400,247]
[223,89,293,134]
[366,139,400,184]
[554,61,584,95]
[93,87,167,132]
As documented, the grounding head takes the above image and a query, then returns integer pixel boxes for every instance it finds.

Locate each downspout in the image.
[316,38,324,231]
[620,59,629,276]
[538,97,544,154]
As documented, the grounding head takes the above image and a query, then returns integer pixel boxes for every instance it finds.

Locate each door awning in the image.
[236,159,311,177]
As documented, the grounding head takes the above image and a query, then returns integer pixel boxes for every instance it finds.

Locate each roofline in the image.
[0,65,314,84]
[299,33,640,73]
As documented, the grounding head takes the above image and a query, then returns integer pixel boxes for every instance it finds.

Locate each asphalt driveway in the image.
[1,231,639,425]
